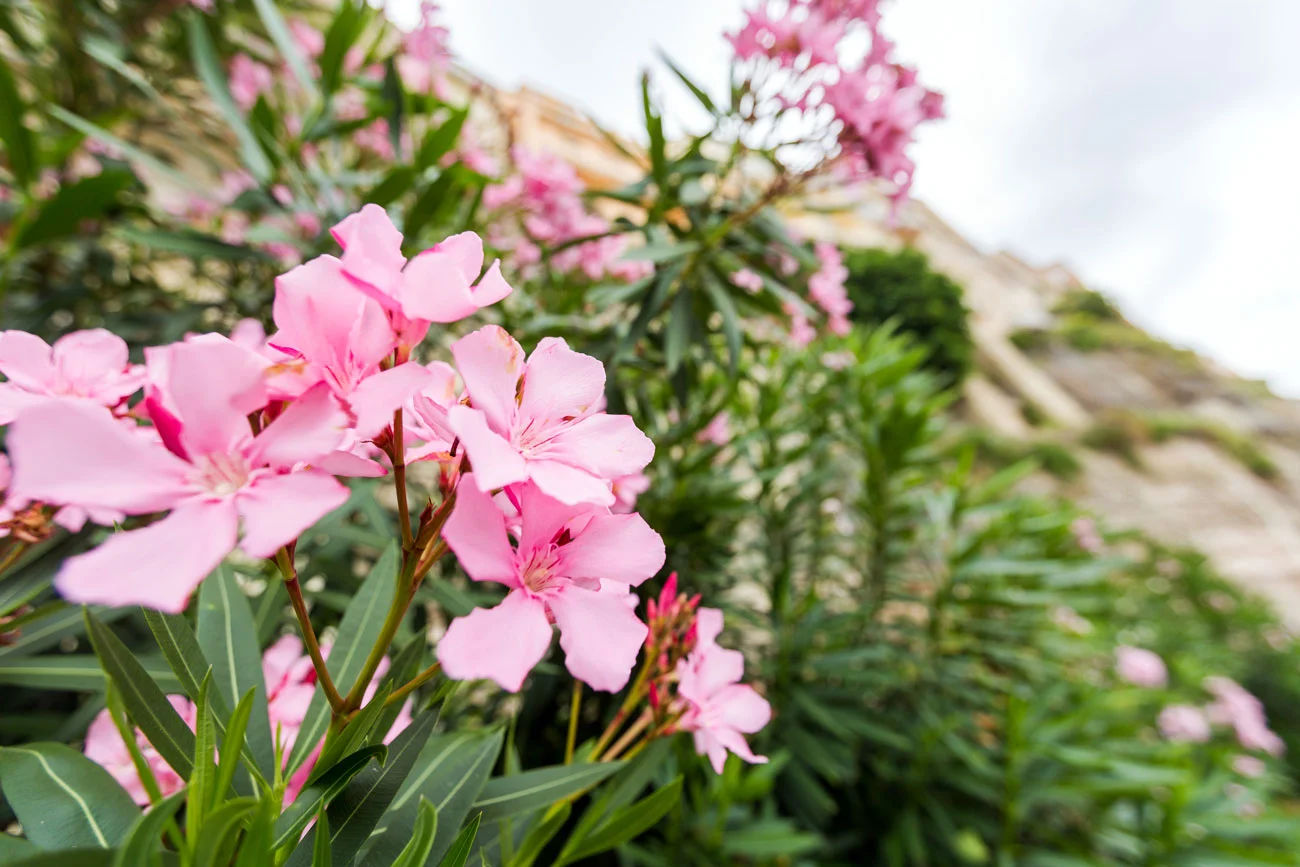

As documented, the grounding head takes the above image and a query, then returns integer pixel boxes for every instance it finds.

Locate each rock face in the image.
[495,82,1300,626]
[784,185,1300,627]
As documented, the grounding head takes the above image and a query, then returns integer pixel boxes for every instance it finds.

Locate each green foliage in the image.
[1052,287,1125,321]
[843,247,976,385]
[950,427,1083,482]
[1143,411,1280,480]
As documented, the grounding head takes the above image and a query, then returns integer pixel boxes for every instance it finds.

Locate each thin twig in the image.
[276,548,344,712]
[386,661,441,708]
[392,408,414,551]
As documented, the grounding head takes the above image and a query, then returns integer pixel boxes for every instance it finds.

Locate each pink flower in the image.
[732,268,764,294]
[270,253,434,473]
[676,608,771,773]
[84,695,195,806]
[808,242,853,321]
[445,326,654,506]
[438,477,665,692]
[332,205,513,348]
[1072,517,1103,553]
[0,329,144,424]
[611,471,651,514]
[1233,755,1267,778]
[397,2,451,95]
[354,119,396,161]
[1115,646,1168,688]
[0,454,15,537]
[7,336,350,612]
[229,54,273,111]
[1205,677,1286,756]
[697,413,731,447]
[1158,705,1210,744]
[288,20,325,59]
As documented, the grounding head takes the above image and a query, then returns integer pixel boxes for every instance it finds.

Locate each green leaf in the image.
[233,796,278,867]
[0,49,35,188]
[15,170,134,248]
[436,813,480,867]
[310,683,391,784]
[0,605,126,661]
[404,167,460,243]
[619,240,700,262]
[312,808,332,867]
[0,835,35,859]
[417,108,468,170]
[214,688,256,803]
[186,11,272,181]
[0,743,139,849]
[512,803,571,867]
[472,761,623,823]
[197,566,276,780]
[113,791,184,867]
[251,0,320,102]
[664,289,691,374]
[368,728,503,866]
[319,0,369,96]
[641,72,666,189]
[367,167,419,209]
[370,636,424,745]
[143,609,263,790]
[288,708,438,867]
[85,613,195,781]
[558,740,670,855]
[9,850,118,867]
[556,777,681,864]
[45,107,198,193]
[83,36,162,102]
[192,798,258,867]
[701,272,744,372]
[0,656,178,692]
[389,798,438,867]
[272,745,387,850]
[290,544,401,771]
[381,58,405,158]
[113,226,270,261]
[188,672,219,836]
[657,51,717,113]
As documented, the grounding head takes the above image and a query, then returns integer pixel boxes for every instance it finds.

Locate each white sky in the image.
[392,0,1300,397]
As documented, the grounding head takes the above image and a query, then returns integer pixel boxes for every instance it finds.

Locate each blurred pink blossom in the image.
[1158,705,1211,743]
[1115,646,1167,688]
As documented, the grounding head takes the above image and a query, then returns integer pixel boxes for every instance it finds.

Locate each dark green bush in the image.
[844,247,975,386]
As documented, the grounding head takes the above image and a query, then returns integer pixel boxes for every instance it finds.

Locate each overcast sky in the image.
[393,0,1300,396]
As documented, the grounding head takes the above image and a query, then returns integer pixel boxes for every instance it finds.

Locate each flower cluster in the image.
[1148,673,1285,757]
[84,635,410,806]
[788,241,853,346]
[1115,646,1168,689]
[636,575,772,772]
[2,202,769,778]
[726,0,943,205]
[483,147,652,283]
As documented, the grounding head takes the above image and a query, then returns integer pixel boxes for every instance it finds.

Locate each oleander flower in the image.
[0,329,144,424]
[1115,646,1168,689]
[446,326,655,506]
[8,336,349,612]
[438,476,665,692]
[676,608,772,773]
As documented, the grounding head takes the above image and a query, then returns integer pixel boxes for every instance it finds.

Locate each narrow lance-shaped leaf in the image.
[85,612,195,781]
[272,745,388,850]
[0,743,139,850]
[471,761,624,823]
[0,49,35,188]
[436,812,481,867]
[185,11,273,181]
[197,566,276,780]
[555,777,683,865]
[389,797,438,867]
[251,0,320,101]
[113,791,185,867]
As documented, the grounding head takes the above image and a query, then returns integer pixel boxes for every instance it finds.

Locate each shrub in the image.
[1144,412,1280,480]
[1053,287,1125,321]
[843,247,976,386]
[1081,411,1147,467]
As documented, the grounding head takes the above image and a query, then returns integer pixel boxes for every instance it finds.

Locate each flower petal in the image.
[398,248,477,324]
[545,413,655,481]
[449,325,523,434]
[445,405,527,492]
[441,475,518,585]
[437,590,552,692]
[248,383,347,470]
[348,364,433,440]
[236,470,350,558]
[167,336,270,458]
[8,401,191,513]
[317,449,388,477]
[559,512,664,586]
[52,329,129,385]
[470,259,513,308]
[332,204,406,306]
[525,459,613,507]
[0,383,47,425]
[518,338,605,424]
[548,583,647,692]
[435,231,485,280]
[715,684,772,734]
[0,330,55,391]
[516,482,591,556]
[54,500,239,613]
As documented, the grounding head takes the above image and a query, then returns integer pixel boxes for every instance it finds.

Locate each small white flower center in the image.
[520,546,562,594]
[192,453,252,496]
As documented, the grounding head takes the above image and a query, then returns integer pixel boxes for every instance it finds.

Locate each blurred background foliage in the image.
[1,0,1298,864]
